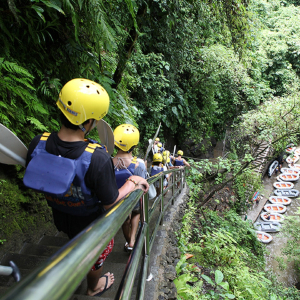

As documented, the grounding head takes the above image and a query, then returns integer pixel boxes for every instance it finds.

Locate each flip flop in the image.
[94,275,112,297]
[124,242,133,252]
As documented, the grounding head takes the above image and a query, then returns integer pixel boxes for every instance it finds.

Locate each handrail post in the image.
[181,168,183,191]
[141,193,149,258]
[137,193,150,300]
[183,167,187,187]
[171,171,175,205]
[160,175,164,225]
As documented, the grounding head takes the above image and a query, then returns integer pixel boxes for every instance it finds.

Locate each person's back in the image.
[173,150,190,167]
[113,124,147,252]
[23,79,149,297]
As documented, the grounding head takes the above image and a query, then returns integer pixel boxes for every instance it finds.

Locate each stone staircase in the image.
[0,227,138,299]
[0,190,175,300]
[252,141,271,174]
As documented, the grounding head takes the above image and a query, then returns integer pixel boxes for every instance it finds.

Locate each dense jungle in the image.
[2,0,300,299]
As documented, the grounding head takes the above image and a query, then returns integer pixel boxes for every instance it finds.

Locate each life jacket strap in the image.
[85,143,106,154]
[40,132,51,141]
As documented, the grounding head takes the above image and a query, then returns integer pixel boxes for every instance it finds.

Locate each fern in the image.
[26,117,48,131]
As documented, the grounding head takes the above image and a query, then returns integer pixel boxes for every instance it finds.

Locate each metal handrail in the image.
[0,167,187,300]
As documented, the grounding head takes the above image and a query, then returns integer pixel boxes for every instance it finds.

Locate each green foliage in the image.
[0,175,53,240]
[201,270,235,299]
[280,208,300,273]
[234,169,262,213]
[175,197,299,299]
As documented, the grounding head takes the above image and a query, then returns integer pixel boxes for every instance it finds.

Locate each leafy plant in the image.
[201,270,235,299]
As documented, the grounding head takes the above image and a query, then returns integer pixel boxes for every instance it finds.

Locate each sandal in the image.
[124,242,133,252]
[93,274,113,297]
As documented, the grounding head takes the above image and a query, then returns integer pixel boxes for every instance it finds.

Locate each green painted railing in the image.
[0,167,187,300]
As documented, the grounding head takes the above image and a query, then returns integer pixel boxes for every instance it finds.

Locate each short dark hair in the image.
[115,145,136,153]
[60,112,89,130]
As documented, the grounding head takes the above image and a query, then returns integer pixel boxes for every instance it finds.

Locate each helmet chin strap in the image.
[79,120,97,136]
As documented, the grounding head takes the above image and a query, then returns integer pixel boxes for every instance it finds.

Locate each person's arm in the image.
[104,175,149,210]
[183,159,190,167]
[89,152,149,211]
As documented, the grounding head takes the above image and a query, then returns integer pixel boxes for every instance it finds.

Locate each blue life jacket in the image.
[23,133,106,216]
[114,157,137,189]
[150,166,164,177]
[174,158,184,166]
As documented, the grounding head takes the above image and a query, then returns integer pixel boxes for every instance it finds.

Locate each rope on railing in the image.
[0,167,187,300]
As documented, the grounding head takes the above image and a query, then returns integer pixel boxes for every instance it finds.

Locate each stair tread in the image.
[70,296,111,300]
[20,243,61,257]
[55,231,69,238]
[1,253,47,270]
[38,235,69,247]
[0,268,32,287]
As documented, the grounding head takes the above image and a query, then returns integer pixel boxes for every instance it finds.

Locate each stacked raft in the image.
[255,145,300,244]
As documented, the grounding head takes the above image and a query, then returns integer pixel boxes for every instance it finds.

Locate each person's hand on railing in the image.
[127,175,149,194]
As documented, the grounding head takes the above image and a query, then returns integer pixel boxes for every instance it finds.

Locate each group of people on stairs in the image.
[23,78,189,297]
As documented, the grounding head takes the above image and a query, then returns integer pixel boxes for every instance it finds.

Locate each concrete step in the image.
[70,296,111,300]
[0,268,32,287]
[20,243,61,257]
[38,235,69,247]
[0,286,10,296]
[1,253,47,270]
[55,231,69,238]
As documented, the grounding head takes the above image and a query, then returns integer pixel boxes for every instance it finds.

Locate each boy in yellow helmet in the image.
[173,150,190,167]
[113,124,147,252]
[152,137,160,154]
[24,79,149,297]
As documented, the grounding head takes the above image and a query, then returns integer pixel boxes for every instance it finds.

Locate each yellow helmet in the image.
[153,153,163,163]
[155,138,160,142]
[177,150,183,156]
[162,150,169,164]
[157,142,162,148]
[114,124,139,152]
[57,78,109,125]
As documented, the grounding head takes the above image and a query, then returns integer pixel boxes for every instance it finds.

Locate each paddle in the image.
[96,119,114,156]
[144,122,161,161]
[148,139,153,155]
[172,145,176,158]
[0,123,27,167]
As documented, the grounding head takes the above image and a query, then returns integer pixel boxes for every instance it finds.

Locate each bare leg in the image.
[129,213,140,248]
[122,216,131,244]
[86,267,114,296]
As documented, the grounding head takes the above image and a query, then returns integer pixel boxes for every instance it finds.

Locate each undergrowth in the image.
[174,171,299,299]
[0,174,53,243]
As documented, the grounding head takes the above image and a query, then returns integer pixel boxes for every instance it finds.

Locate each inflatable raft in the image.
[288,163,300,170]
[274,189,299,197]
[278,173,299,182]
[273,182,294,189]
[254,222,281,233]
[286,155,299,164]
[280,168,299,175]
[295,149,300,156]
[261,212,285,222]
[286,146,296,154]
[256,231,273,244]
[268,161,279,177]
[269,196,291,205]
[264,204,287,213]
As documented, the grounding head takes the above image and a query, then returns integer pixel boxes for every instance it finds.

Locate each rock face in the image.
[181,137,217,159]
[157,202,187,299]
[145,186,188,300]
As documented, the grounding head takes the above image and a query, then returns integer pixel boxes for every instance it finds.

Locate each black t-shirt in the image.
[26,132,119,206]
